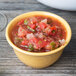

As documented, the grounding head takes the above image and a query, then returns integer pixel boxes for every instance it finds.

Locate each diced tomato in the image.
[17,19,24,25]
[41,40,47,47]
[44,26,51,35]
[50,26,57,36]
[30,37,38,44]
[29,24,36,29]
[30,38,47,49]
[35,39,47,49]
[45,43,52,50]
[21,39,28,45]
[30,17,37,24]
[51,26,56,31]
[39,22,47,30]
[44,26,57,35]
[18,26,27,37]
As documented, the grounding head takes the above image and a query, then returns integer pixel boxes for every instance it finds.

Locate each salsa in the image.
[11,15,66,52]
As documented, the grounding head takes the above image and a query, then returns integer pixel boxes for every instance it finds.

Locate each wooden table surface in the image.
[0,0,76,76]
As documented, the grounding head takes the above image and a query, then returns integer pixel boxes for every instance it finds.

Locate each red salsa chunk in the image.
[11,16,66,52]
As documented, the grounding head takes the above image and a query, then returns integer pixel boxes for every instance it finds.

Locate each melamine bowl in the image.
[6,11,72,68]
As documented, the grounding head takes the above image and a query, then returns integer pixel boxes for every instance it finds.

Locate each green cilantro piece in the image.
[50,41,56,50]
[24,45,28,48]
[52,30,55,33]
[27,26,35,32]
[27,26,30,29]
[16,33,18,35]
[28,44,34,51]
[24,20,28,25]
[38,40,42,44]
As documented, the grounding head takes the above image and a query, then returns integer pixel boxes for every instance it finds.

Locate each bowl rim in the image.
[6,11,72,56]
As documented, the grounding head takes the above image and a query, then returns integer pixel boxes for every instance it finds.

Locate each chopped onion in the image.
[41,19,47,23]
[35,33,44,38]
[59,39,65,44]
[26,33,34,39]
[45,50,50,52]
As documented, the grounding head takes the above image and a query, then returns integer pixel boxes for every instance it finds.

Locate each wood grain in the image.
[0,0,76,76]
[0,74,73,76]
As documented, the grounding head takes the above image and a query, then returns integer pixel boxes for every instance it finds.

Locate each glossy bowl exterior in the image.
[37,0,76,11]
[14,48,63,68]
[6,11,72,68]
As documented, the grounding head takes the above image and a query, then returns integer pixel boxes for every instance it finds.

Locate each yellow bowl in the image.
[6,11,72,68]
